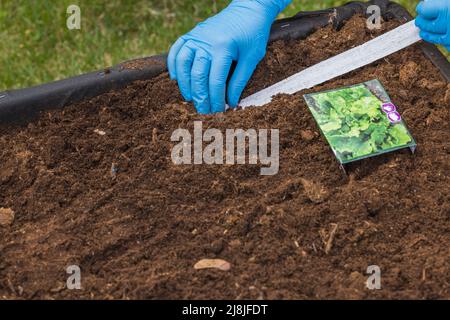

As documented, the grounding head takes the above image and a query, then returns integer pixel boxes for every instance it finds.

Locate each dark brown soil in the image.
[0,16,449,300]
[120,57,166,71]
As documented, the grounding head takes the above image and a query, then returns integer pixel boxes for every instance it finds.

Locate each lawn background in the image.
[0,0,444,91]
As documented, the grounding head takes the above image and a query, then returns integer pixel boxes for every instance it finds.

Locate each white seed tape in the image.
[239,20,421,108]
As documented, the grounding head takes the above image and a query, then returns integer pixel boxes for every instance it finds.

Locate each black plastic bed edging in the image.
[0,0,449,125]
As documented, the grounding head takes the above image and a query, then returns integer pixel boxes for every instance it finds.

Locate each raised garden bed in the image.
[0,2,449,299]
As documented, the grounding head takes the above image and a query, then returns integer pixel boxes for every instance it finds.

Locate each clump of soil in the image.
[399,61,420,88]
[0,208,15,227]
[0,16,449,300]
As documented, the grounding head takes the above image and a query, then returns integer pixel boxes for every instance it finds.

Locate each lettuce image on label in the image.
[303,80,416,164]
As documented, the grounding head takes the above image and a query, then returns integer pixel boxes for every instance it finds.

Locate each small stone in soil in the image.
[229,239,242,248]
[152,128,158,144]
[111,163,118,179]
[194,259,231,271]
[210,239,224,254]
[0,208,15,227]
[94,129,106,136]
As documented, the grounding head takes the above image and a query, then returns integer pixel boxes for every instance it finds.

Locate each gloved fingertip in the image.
[192,96,211,114]
[227,53,260,110]
[225,104,234,111]
[415,16,429,30]
[211,103,225,114]
[227,96,239,109]
[197,108,211,115]
[419,30,443,44]
[196,103,211,115]
[168,38,187,81]
[414,17,421,28]
[416,1,424,14]
[419,30,429,41]
[226,89,238,108]
[416,0,441,19]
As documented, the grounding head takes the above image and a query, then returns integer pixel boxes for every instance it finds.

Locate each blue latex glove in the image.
[415,0,450,51]
[167,0,292,114]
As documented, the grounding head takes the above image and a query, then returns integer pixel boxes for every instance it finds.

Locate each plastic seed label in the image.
[303,79,416,164]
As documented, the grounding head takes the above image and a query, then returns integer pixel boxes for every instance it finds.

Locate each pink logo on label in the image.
[381,103,402,124]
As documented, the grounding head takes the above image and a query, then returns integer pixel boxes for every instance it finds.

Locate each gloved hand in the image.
[415,0,450,51]
[168,0,292,114]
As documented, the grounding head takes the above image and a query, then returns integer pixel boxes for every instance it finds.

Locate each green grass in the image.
[0,0,446,91]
